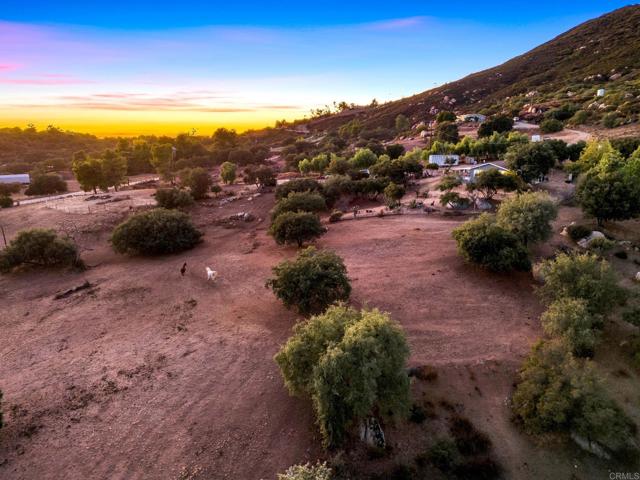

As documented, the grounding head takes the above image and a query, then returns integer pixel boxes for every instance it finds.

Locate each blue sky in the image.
[0,1,634,135]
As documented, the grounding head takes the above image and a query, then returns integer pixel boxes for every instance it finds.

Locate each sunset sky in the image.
[0,1,632,137]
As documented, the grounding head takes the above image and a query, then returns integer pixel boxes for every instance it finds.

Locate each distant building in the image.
[596,88,606,97]
[0,174,30,184]
[452,163,511,183]
[457,113,486,123]
[531,134,542,142]
[428,154,460,167]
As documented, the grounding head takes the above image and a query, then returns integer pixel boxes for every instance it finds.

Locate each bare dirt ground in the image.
[0,182,637,479]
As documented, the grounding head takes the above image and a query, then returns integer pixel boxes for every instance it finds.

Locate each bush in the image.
[155,188,194,209]
[452,214,531,272]
[111,209,203,256]
[0,182,21,196]
[210,184,222,195]
[277,462,332,480]
[540,119,564,134]
[220,161,236,184]
[384,182,405,207]
[266,247,350,316]
[181,167,212,199]
[274,304,410,447]
[588,237,615,256]
[329,210,343,223]
[536,253,626,314]
[25,174,68,196]
[541,298,601,357]
[496,192,558,245]
[567,224,591,241]
[276,178,323,200]
[449,416,492,456]
[271,192,327,221]
[622,308,640,327]
[269,211,326,247]
[0,229,82,273]
[427,439,460,472]
[0,195,13,208]
[512,339,637,457]
[576,169,640,226]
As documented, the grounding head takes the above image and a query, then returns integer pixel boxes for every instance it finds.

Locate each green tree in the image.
[220,161,237,184]
[276,178,323,200]
[24,174,68,196]
[111,209,203,256]
[212,127,238,149]
[155,188,194,209]
[274,304,410,447]
[266,247,351,316]
[496,192,558,245]
[536,253,626,315]
[385,144,406,160]
[271,192,326,221]
[540,119,564,134]
[244,165,276,189]
[576,140,616,172]
[395,114,410,131]
[101,150,128,191]
[512,339,637,457]
[473,169,520,200]
[151,143,175,182]
[326,155,351,175]
[576,169,640,226]
[541,298,601,357]
[383,182,405,207]
[180,167,212,199]
[505,142,557,182]
[478,115,513,137]
[435,121,459,143]
[0,229,82,273]
[350,148,378,169]
[268,211,326,247]
[72,156,104,193]
[452,214,531,272]
[436,111,456,123]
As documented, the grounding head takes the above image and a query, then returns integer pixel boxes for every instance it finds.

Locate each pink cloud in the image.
[0,77,95,85]
[0,63,21,71]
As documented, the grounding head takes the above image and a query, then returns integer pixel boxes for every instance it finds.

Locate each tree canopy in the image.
[274,304,410,447]
[266,247,351,316]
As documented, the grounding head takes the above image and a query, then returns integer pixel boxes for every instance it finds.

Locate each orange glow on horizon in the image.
[0,107,308,137]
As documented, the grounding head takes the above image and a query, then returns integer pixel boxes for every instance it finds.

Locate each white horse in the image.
[206,267,219,282]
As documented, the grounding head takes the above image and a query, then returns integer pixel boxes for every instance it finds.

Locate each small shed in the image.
[596,88,606,97]
[531,134,542,142]
[0,174,30,184]
[428,154,459,167]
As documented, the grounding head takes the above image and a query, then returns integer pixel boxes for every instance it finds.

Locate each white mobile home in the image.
[0,174,30,184]
[428,154,460,167]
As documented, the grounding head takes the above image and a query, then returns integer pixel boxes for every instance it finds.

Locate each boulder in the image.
[577,231,605,249]
[635,272,640,283]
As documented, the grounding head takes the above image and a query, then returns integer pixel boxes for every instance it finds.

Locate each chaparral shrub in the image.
[0,229,83,273]
[111,208,203,255]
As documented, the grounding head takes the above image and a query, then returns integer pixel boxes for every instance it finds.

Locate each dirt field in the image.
[0,184,637,479]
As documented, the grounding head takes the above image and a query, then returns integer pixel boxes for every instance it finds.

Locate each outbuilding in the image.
[428,154,460,167]
[452,162,511,183]
[0,174,30,184]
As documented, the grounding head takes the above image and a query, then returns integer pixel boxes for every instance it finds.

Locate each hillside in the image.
[307,4,640,132]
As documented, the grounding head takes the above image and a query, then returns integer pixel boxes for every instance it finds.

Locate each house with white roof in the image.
[451,162,511,183]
